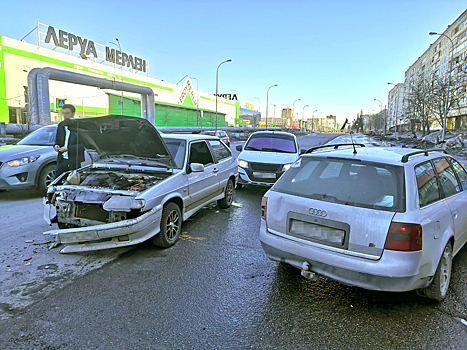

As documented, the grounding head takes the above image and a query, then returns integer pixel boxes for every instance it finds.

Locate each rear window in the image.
[272,156,405,212]
[244,133,296,153]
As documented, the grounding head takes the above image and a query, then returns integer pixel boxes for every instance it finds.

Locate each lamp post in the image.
[254,97,260,127]
[106,38,124,115]
[312,109,318,131]
[292,98,301,128]
[388,82,400,139]
[374,98,384,134]
[266,84,277,129]
[302,104,309,130]
[215,59,231,132]
[430,31,455,142]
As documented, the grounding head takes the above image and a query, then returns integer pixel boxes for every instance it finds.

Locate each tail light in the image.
[261,197,268,220]
[384,222,422,251]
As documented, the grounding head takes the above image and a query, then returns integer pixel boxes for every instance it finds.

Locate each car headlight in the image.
[283,163,292,171]
[7,155,40,167]
[103,197,146,212]
[237,159,248,168]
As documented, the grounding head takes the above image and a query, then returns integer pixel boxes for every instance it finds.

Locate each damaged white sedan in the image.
[43,115,238,253]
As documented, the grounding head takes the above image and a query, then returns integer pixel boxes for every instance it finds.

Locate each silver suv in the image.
[259,144,467,301]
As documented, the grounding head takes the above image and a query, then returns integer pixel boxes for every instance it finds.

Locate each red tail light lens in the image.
[261,197,268,221]
[384,222,422,251]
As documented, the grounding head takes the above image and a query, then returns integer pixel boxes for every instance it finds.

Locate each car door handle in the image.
[453,211,458,219]
[213,168,219,173]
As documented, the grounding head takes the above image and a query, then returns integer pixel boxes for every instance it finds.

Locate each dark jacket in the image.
[54,119,85,168]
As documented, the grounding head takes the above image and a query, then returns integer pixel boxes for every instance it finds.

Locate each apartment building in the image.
[403,9,467,130]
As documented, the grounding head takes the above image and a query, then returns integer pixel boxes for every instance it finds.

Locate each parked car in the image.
[236,131,301,189]
[200,130,230,147]
[0,125,94,193]
[260,144,467,301]
[43,115,238,253]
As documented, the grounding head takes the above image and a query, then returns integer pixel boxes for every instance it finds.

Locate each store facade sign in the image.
[216,93,238,101]
[43,25,147,72]
[178,77,198,108]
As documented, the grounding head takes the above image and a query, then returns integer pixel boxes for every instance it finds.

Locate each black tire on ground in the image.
[422,242,452,301]
[218,179,234,209]
[37,164,56,193]
[152,202,182,248]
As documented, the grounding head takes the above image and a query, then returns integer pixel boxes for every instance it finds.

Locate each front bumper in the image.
[44,206,163,253]
[259,221,431,292]
[0,162,38,190]
[238,167,283,187]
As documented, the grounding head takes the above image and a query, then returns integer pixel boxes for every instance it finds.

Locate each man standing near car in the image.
[54,104,85,178]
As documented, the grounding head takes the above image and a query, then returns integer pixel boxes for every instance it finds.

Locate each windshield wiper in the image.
[245,146,261,151]
[261,147,292,153]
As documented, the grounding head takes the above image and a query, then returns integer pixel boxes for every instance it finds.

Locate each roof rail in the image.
[305,143,366,154]
[401,148,447,163]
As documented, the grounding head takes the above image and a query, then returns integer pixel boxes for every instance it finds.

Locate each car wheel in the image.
[152,202,182,248]
[423,242,452,301]
[37,164,56,194]
[218,179,234,209]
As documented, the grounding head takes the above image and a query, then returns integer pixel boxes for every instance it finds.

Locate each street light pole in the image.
[388,82,400,139]
[292,98,301,128]
[106,38,124,115]
[215,59,231,132]
[254,97,260,127]
[266,84,277,129]
[302,104,309,130]
[374,98,384,134]
[430,31,455,142]
[312,109,318,132]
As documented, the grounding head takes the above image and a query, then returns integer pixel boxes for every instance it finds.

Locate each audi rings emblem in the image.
[309,208,327,217]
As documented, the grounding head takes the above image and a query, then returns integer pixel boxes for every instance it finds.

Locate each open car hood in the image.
[63,115,175,167]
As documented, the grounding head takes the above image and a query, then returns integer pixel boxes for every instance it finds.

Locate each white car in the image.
[236,131,301,188]
[260,144,467,301]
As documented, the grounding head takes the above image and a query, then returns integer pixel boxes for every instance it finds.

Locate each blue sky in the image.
[1,0,466,124]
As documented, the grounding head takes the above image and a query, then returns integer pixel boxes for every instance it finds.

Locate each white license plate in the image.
[290,220,345,245]
[253,172,276,178]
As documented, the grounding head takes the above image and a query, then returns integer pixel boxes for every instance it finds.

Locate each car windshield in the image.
[162,138,186,169]
[244,133,296,153]
[273,157,405,212]
[17,126,57,146]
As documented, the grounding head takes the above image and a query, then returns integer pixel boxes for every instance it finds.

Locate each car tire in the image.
[37,164,56,194]
[152,202,182,248]
[218,179,234,209]
[236,183,244,190]
[423,242,452,301]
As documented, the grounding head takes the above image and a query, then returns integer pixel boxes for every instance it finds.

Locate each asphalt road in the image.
[1,133,467,349]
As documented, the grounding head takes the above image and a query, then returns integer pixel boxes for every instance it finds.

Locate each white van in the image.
[236,131,301,188]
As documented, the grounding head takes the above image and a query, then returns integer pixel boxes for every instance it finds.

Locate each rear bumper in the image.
[259,221,431,292]
[44,206,162,253]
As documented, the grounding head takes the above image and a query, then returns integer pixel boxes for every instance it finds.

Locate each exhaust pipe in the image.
[301,262,318,281]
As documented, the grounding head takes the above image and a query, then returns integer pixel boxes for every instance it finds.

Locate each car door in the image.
[185,140,221,212]
[435,157,467,254]
[207,139,233,191]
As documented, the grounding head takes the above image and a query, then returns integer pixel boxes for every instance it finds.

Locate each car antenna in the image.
[341,118,357,154]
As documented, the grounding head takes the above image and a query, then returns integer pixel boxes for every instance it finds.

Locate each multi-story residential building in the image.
[403,9,467,130]
[387,83,405,131]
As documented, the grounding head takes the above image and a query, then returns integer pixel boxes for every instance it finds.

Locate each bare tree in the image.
[404,76,433,137]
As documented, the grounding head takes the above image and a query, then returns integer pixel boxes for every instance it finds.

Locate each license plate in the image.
[253,172,276,178]
[290,219,345,245]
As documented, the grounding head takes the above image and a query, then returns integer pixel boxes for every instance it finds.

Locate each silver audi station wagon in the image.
[43,116,238,253]
[260,144,467,300]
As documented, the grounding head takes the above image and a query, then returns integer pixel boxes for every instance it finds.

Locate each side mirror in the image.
[190,163,205,173]
[236,145,243,151]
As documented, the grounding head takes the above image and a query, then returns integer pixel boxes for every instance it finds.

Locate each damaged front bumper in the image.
[44,205,163,253]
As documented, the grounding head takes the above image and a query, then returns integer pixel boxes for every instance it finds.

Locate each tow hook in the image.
[301,262,318,281]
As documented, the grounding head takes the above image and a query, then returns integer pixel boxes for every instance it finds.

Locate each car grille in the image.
[250,162,282,172]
